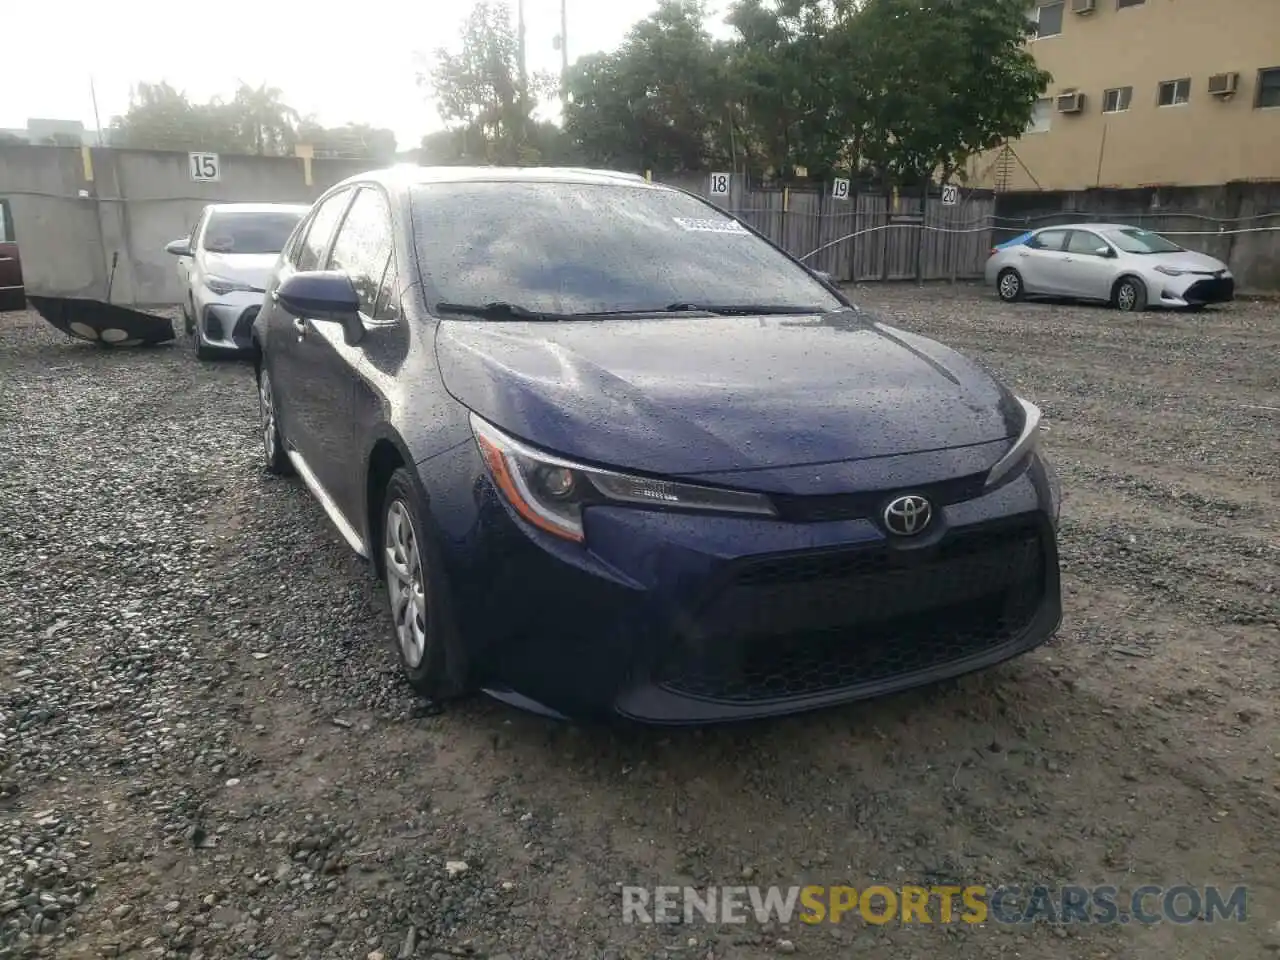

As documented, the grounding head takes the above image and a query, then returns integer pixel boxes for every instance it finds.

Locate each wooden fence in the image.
[660,173,996,284]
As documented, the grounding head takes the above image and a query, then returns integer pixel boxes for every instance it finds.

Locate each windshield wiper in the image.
[435,300,836,321]
[435,301,569,322]
[663,302,830,316]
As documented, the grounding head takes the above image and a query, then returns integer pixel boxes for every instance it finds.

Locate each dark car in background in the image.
[0,198,25,312]
[252,166,1063,724]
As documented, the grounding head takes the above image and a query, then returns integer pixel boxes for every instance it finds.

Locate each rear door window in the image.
[295,190,353,272]
[1030,229,1069,251]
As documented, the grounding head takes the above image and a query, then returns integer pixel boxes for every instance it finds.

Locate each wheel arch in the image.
[364,430,419,579]
[1111,272,1146,302]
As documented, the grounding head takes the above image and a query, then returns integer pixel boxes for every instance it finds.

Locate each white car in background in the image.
[984,223,1235,313]
[165,202,309,358]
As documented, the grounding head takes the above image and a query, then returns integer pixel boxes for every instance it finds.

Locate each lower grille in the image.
[233,306,261,342]
[202,313,224,340]
[657,521,1048,703]
[1183,277,1234,304]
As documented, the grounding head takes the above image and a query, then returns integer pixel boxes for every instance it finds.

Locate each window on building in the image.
[1027,98,1053,133]
[1117,0,1145,8]
[1030,2,1064,39]
[1157,79,1191,107]
[1103,87,1133,113]
[1258,67,1280,108]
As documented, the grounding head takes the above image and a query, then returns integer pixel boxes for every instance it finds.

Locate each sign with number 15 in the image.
[189,152,221,182]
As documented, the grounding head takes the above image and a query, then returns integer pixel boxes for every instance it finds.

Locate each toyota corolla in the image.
[252,166,1062,724]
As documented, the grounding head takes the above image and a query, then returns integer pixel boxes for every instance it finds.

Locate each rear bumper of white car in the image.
[194,288,265,352]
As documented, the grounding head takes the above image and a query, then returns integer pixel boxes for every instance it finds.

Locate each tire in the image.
[256,366,293,476]
[378,468,468,701]
[182,297,195,337]
[194,325,216,361]
[1113,276,1147,313]
[997,268,1024,302]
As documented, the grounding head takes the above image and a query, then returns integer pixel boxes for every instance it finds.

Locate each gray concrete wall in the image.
[993,184,1280,293]
[5,144,1279,300]
[0,145,372,305]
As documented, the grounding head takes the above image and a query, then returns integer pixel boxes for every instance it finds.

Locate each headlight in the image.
[470,414,777,542]
[984,397,1043,490]
[205,275,257,295]
[1153,265,1184,277]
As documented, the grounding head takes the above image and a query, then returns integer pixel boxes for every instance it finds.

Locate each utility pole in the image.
[89,76,104,147]
[517,0,528,150]
[560,0,569,101]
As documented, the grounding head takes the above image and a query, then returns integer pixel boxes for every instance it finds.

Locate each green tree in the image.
[109,81,302,155]
[565,0,730,173]
[420,0,558,163]
[298,119,397,161]
[849,0,1051,187]
[227,83,300,156]
[109,82,239,152]
[723,0,856,180]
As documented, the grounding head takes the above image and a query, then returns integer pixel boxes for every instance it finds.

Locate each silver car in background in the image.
[984,224,1235,313]
[165,203,310,358]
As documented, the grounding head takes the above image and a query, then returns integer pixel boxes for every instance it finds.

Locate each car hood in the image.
[436,311,1023,478]
[1140,250,1229,273]
[202,252,280,289]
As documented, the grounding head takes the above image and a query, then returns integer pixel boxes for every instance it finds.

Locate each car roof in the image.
[1036,223,1143,234]
[205,202,311,214]
[329,165,665,194]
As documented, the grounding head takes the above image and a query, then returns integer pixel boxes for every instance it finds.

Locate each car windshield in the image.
[203,210,303,254]
[1103,228,1183,255]
[410,180,843,317]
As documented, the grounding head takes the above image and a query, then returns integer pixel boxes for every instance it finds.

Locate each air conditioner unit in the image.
[1056,91,1085,113]
[1208,72,1239,96]
[1072,0,1096,13]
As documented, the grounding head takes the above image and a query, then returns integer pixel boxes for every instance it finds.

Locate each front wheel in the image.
[997,268,1024,302]
[1113,276,1147,313]
[257,367,293,476]
[380,468,467,701]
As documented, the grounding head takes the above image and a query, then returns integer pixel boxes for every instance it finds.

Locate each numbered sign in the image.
[189,152,221,182]
[941,183,959,206]
[831,178,851,200]
[709,172,731,196]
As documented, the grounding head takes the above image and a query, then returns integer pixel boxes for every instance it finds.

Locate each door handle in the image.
[293,318,307,337]
[0,256,14,262]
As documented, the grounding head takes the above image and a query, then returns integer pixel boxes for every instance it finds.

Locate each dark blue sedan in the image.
[252,166,1062,724]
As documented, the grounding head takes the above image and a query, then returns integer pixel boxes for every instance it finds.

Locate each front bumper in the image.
[430,445,1062,725]
[1157,273,1235,307]
[194,289,265,351]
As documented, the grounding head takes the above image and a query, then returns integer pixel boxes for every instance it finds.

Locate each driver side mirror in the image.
[275,271,365,345]
[165,238,192,257]
[1098,247,1117,258]
[808,266,836,287]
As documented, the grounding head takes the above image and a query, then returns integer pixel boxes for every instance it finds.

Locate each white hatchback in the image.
[166,202,310,358]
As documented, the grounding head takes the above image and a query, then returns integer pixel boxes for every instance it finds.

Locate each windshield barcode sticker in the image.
[672,217,748,234]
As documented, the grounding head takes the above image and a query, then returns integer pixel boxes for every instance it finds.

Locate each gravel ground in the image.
[1,286,1278,960]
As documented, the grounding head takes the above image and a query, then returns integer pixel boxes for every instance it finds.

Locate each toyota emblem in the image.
[883,495,933,536]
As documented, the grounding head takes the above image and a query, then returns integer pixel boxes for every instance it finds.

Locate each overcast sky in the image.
[3,0,734,149]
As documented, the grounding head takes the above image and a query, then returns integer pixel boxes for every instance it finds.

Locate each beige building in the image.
[969,0,1280,191]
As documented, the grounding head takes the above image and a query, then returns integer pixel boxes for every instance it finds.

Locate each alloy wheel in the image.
[1117,283,1137,311]
[384,499,428,668]
[999,272,1020,300]
[259,371,277,462]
